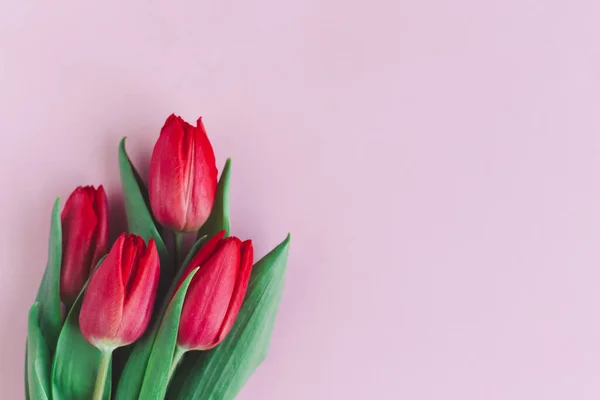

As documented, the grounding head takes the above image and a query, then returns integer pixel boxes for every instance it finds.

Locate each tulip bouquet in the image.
[26,115,290,400]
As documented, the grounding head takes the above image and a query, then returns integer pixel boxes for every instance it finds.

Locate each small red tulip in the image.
[177,231,253,350]
[60,185,109,305]
[149,114,218,232]
[79,234,160,350]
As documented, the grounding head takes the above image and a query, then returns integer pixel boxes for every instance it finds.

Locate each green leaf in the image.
[25,345,30,400]
[168,234,291,400]
[35,198,62,354]
[197,158,231,240]
[115,236,206,400]
[118,138,169,276]
[139,267,199,399]
[27,303,51,400]
[51,289,111,400]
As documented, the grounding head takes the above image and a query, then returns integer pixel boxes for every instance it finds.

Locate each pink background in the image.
[2,1,600,399]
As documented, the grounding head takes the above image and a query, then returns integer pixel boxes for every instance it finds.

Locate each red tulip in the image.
[177,231,253,350]
[79,234,160,350]
[149,114,218,232]
[60,185,109,305]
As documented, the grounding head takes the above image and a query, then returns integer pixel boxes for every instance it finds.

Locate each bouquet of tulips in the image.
[26,114,290,400]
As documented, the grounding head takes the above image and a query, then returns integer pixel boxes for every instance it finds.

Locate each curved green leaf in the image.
[52,283,111,400]
[197,158,231,240]
[118,138,169,275]
[139,268,199,399]
[115,236,207,400]
[35,198,62,354]
[27,303,51,400]
[25,346,30,400]
[168,234,291,400]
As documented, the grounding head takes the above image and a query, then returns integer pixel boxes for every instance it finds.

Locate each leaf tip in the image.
[279,233,291,252]
[220,158,232,181]
[119,137,130,159]
[181,267,200,288]
[28,302,40,319]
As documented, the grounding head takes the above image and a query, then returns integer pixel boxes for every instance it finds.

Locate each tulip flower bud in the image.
[79,234,160,350]
[60,185,109,305]
[149,114,218,232]
[177,231,253,350]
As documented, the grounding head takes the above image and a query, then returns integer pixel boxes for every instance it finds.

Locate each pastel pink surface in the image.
[2,1,600,399]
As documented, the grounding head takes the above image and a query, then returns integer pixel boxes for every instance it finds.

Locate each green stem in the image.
[168,346,187,383]
[174,231,184,270]
[92,350,111,400]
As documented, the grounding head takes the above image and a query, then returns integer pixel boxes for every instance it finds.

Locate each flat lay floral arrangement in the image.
[25,114,290,400]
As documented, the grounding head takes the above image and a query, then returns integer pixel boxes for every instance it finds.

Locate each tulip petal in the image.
[121,239,160,344]
[120,235,145,292]
[79,235,126,346]
[149,117,188,231]
[213,240,254,346]
[181,118,196,221]
[178,238,241,350]
[185,117,217,232]
[91,185,109,268]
